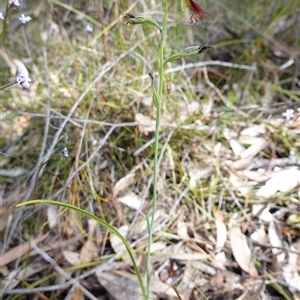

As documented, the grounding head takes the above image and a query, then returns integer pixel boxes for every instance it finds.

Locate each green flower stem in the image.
[146,0,168,298]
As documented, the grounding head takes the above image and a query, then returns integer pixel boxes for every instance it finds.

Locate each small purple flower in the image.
[85,24,93,33]
[9,0,20,6]
[282,109,294,120]
[0,12,4,20]
[297,107,300,114]
[19,14,31,24]
[61,147,69,157]
[16,69,31,89]
[184,0,207,24]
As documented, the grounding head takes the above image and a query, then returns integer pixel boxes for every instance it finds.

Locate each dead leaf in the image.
[229,139,245,156]
[239,137,267,158]
[177,219,193,240]
[209,272,225,290]
[229,225,258,276]
[282,244,300,293]
[113,173,136,197]
[135,113,155,135]
[268,221,285,263]
[214,210,227,252]
[0,232,49,267]
[110,225,129,254]
[68,289,85,300]
[117,192,143,210]
[149,241,167,252]
[79,219,99,263]
[63,250,81,266]
[214,251,227,270]
[79,239,98,264]
[47,205,59,229]
[252,204,274,223]
[247,280,265,300]
[257,169,300,197]
[240,125,266,137]
[250,224,266,244]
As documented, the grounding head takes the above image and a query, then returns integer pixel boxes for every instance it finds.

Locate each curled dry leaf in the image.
[113,173,136,197]
[63,250,81,266]
[229,225,258,276]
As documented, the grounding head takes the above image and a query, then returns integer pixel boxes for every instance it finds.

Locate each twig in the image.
[202,65,249,118]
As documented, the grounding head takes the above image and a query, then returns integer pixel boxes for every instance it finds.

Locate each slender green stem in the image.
[17,200,147,299]
[146,0,168,298]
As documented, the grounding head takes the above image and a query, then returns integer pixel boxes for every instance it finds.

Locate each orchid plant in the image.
[125,0,211,298]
